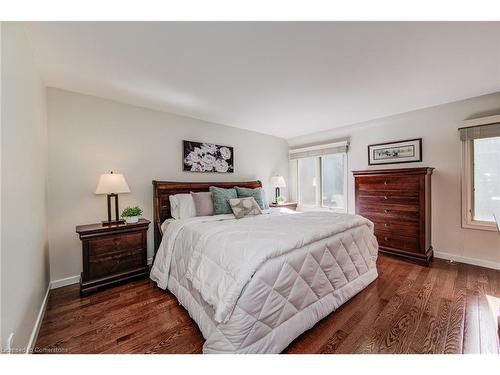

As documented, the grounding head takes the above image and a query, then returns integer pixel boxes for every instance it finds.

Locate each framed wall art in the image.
[368,138,422,165]
[183,140,234,173]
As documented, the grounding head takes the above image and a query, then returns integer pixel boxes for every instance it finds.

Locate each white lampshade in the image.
[270,175,286,188]
[95,172,131,194]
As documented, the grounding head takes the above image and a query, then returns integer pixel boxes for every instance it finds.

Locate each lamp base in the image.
[101,219,125,226]
[274,186,280,204]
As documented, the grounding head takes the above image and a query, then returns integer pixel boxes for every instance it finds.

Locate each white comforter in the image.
[151,210,375,324]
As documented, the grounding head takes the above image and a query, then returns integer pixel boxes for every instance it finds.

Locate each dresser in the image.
[76,219,150,296]
[353,167,434,264]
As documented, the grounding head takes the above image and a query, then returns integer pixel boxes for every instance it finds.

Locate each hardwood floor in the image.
[34,255,500,354]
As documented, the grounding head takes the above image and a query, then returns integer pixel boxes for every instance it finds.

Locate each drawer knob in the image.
[384,223,388,227]
[384,196,388,200]
[384,236,389,241]
[384,180,388,185]
[384,209,389,213]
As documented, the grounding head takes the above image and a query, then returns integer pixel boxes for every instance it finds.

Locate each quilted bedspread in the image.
[152,211,376,323]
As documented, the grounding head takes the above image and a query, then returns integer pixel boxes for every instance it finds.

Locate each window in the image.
[321,153,346,210]
[460,118,500,231]
[296,153,347,212]
[472,137,500,222]
[298,157,319,206]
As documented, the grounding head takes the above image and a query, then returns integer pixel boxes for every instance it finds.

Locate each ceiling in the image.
[25,22,500,139]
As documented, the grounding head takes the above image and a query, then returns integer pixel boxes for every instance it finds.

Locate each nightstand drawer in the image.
[88,232,143,258]
[88,250,144,279]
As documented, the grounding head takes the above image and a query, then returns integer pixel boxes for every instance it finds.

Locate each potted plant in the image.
[121,206,143,224]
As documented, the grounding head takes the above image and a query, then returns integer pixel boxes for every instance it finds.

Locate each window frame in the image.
[461,139,497,231]
[296,152,348,213]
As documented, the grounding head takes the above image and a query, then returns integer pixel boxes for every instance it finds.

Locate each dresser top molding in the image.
[352,167,434,176]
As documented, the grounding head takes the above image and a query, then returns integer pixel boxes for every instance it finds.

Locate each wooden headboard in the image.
[152,180,262,256]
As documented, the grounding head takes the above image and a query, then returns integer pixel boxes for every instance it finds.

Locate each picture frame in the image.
[368,138,422,165]
[183,140,234,173]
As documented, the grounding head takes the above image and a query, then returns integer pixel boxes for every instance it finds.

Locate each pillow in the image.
[229,197,262,219]
[209,186,237,215]
[169,193,196,219]
[235,186,266,210]
[190,191,214,216]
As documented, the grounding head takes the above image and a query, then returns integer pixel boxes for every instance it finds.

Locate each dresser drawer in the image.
[358,190,419,206]
[358,204,420,222]
[366,216,419,237]
[357,175,420,191]
[88,250,144,280]
[88,232,143,258]
[375,232,420,253]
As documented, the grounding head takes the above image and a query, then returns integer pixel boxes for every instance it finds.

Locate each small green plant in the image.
[277,195,286,203]
[121,206,143,218]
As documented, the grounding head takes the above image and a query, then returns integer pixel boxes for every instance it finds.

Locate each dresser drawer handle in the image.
[384,236,389,241]
[384,180,388,185]
[384,196,388,200]
[384,209,389,213]
[384,223,389,227]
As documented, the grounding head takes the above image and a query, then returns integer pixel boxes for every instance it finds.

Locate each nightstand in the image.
[76,219,150,297]
[269,202,298,211]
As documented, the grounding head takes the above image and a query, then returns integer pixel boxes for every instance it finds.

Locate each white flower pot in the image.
[125,216,139,224]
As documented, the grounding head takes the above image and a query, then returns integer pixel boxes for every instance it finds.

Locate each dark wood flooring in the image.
[35,255,500,354]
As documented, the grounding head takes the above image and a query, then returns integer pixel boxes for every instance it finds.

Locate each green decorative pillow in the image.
[209,186,237,215]
[235,187,265,210]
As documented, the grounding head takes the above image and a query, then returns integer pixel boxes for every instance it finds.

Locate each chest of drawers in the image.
[353,167,434,264]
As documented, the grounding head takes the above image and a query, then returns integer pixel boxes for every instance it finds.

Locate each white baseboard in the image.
[50,261,154,290]
[434,251,500,271]
[50,275,80,289]
[26,285,50,354]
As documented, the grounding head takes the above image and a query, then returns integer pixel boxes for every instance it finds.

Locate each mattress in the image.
[151,210,378,353]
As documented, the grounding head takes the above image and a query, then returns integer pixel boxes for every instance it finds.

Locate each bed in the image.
[150,180,379,353]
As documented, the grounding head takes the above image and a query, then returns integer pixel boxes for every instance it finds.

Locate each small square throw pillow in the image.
[209,186,237,215]
[190,191,214,216]
[229,197,262,219]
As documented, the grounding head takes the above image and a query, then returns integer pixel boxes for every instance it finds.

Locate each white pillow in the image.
[169,193,196,219]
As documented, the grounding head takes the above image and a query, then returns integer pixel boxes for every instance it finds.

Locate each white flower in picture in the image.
[201,153,216,167]
[184,154,194,166]
[191,163,203,172]
[214,159,229,173]
[190,148,202,163]
[201,143,217,154]
[219,146,231,160]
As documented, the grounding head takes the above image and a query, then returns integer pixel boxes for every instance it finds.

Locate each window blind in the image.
[289,138,349,160]
[459,122,500,141]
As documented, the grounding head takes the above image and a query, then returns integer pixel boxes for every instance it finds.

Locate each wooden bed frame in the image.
[152,180,262,257]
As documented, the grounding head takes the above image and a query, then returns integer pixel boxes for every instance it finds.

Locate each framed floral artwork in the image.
[183,140,234,173]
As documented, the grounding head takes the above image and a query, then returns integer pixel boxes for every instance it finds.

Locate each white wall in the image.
[1,23,50,351]
[47,88,289,282]
[288,93,500,269]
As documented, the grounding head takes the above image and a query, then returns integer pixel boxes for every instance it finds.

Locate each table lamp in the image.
[95,171,130,225]
[270,175,286,204]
